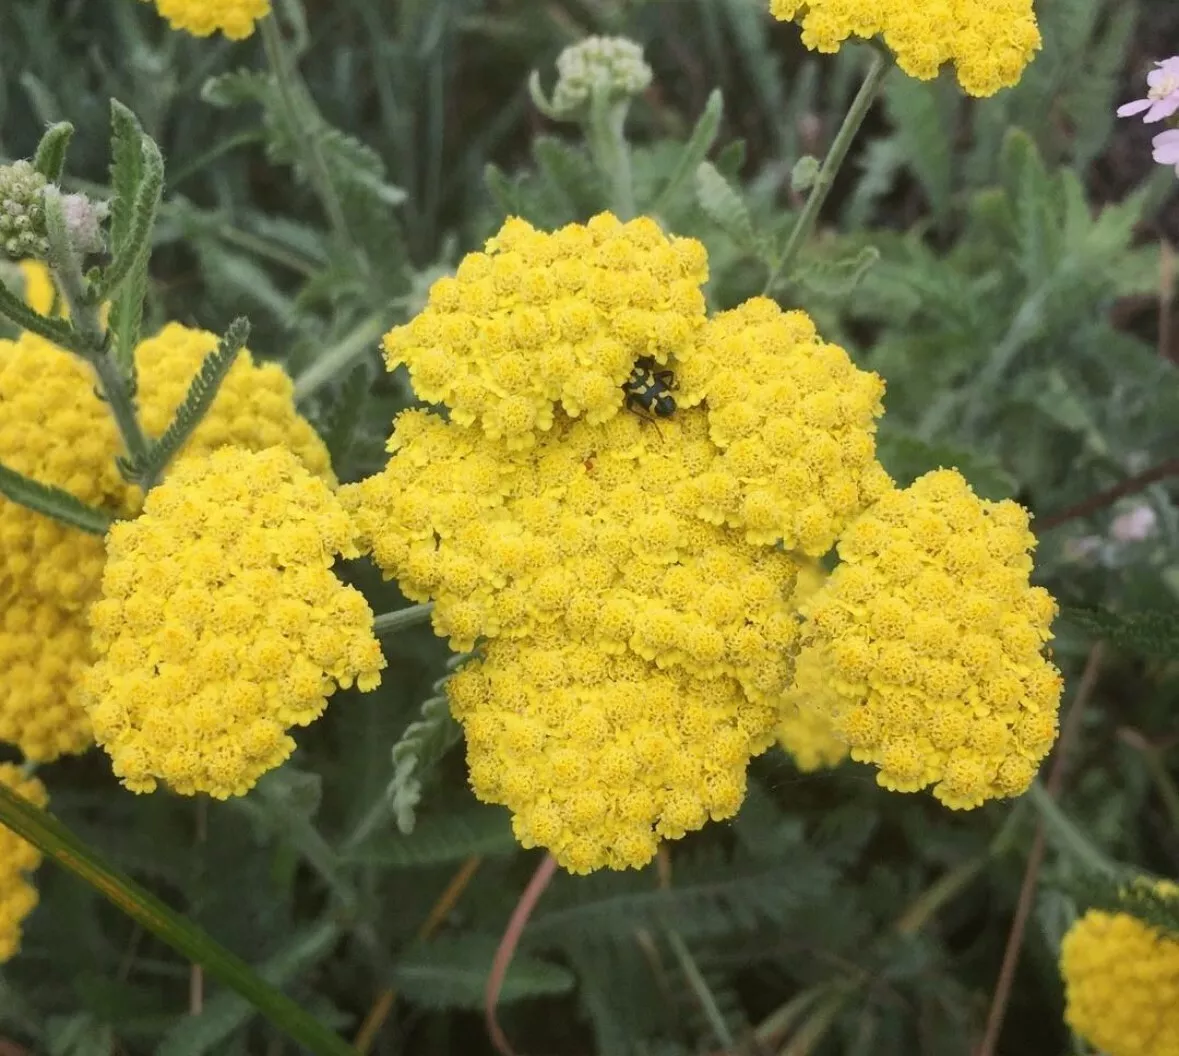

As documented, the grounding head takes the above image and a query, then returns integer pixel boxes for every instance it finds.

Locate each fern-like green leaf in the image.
[650,89,723,217]
[0,462,114,536]
[32,120,74,182]
[96,134,164,304]
[791,245,880,298]
[344,805,516,868]
[0,278,79,354]
[1059,605,1179,660]
[386,691,463,835]
[532,136,606,217]
[393,934,575,1010]
[124,317,250,489]
[694,161,757,252]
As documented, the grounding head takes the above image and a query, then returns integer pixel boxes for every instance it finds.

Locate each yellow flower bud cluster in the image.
[0,764,47,963]
[383,213,710,449]
[83,446,385,799]
[1060,889,1179,1056]
[0,324,332,762]
[776,561,848,773]
[769,0,1042,98]
[449,632,757,874]
[797,469,1062,808]
[686,297,891,555]
[146,0,271,39]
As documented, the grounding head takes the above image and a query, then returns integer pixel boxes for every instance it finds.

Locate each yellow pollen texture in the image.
[82,446,385,799]
[383,213,710,449]
[0,764,47,963]
[0,323,333,762]
[1060,889,1179,1056]
[768,0,1042,98]
[776,561,849,773]
[686,296,891,555]
[146,0,271,39]
[797,468,1061,807]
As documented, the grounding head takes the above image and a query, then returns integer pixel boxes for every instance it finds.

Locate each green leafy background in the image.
[1,0,1178,1053]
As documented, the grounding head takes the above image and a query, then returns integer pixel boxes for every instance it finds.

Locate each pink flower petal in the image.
[1117,98,1153,117]
[1152,129,1179,165]
[1144,96,1179,122]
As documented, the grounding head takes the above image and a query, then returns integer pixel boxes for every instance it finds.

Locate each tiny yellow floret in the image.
[769,0,1042,97]
[1060,887,1179,1056]
[0,764,47,963]
[797,469,1061,806]
[146,0,270,39]
[81,447,385,799]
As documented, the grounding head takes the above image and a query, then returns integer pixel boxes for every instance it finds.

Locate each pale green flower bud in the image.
[0,162,50,261]
[549,36,652,117]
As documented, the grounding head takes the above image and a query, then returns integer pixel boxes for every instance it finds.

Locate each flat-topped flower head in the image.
[1118,57,1179,124]
[450,632,767,874]
[1060,883,1179,1056]
[146,0,270,39]
[769,0,1042,98]
[797,469,1062,807]
[0,323,332,610]
[549,36,653,116]
[342,406,799,708]
[777,561,848,772]
[82,447,385,799]
[0,598,93,761]
[383,213,709,448]
[0,764,47,963]
[687,297,891,555]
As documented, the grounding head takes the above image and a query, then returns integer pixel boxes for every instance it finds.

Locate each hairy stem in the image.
[372,603,436,638]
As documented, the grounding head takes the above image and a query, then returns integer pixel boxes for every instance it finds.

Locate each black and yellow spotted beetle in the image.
[623,356,676,421]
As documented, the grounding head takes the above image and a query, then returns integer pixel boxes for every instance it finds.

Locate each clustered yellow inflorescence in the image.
[83,446,385,799]
[796,469,1061,808]
[383,213,710,449]
[0,320,334,762]
[345,212,906,872]
[0,764,47,963]
[145,0,271,39]
[768,0,1042,98]
[1060,888,1179,1056]
[776,562,848,773]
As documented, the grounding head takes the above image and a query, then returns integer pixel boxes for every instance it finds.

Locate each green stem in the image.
[0,782,357,1056]
[293,313,388,403]
[372,602,435,638]
[665,930,734,1049]
[586,94,636,220]
[1025,781,1121,878]
[768,48,890,290]
[259,15,361,270]
[42,188,153,474]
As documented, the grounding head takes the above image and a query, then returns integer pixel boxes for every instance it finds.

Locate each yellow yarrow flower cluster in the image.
[18,260,57,317]
[1060,889,1179,1056]
[83,446,385,799]
[776,561,848,772]
[347,214,898,872]
[0,764,47,963]
[145,0,270,39]
[768,0,1042,98]
[0,324,332,763]
[687,297,891,556]
[383,213,709,449]
[797,469,1062,807]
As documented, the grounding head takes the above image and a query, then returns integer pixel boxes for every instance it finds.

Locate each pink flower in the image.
[1153,129,1179,174]
[1118,57,1179,123]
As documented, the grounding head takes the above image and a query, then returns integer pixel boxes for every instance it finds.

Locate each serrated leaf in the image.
[106,100,153,375]
[483,161,524,216]
[386,693,463,835]
[694,160,756,251]
[32,121,74,182]
[1059,606,1179,660]
[97,134,163,306]
[791,245,880,297]
[125,317,250,488]
[393,934,575,1010]
[875,430,1017,500]
[0,461,114,535]
[157,921,342,1056]
[345,805,516,867]
[650,89,723,216]
[884,75,955,224]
